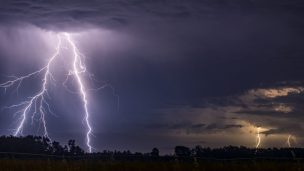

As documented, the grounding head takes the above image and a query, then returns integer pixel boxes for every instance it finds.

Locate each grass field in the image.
[0,159,303,171]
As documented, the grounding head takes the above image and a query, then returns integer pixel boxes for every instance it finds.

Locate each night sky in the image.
[0,0,304,154]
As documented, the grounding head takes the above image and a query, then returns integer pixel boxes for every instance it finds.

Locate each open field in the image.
[0,159,304,171]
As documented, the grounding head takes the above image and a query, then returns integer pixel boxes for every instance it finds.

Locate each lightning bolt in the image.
[64,33,92,153]
[255,127,261,149]
[0,33,97,152]
[287,135,292,148]
[287,134,296,158]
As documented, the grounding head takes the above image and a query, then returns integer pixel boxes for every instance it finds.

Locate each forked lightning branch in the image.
[0,33,93,152]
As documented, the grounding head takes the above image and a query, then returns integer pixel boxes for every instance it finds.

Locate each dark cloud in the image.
[0,0,304,31]
[262,124,303,136]
[205,123,243,130]
[147,122,243,135]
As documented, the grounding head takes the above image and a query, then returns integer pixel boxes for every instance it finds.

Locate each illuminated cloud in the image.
[273,104,293,113]
[249,87,304,99]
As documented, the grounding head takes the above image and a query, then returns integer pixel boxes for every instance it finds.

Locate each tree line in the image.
[0,135,303,161]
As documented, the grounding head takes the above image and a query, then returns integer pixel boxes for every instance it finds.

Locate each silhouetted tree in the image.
[175,146,191,157]
[68,139,84,156]
[52,141,66,155]
[151,148,159,157]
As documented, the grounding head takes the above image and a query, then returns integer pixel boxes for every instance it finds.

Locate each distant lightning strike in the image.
[0,33,94,152]
[287,135,296,158]
[287,134,296,148]
[287,135,292,148]
[255,127,261,149]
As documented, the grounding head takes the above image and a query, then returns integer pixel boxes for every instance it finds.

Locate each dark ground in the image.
[0,159,303,171]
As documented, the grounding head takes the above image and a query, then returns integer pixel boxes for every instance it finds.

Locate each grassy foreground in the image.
[0,159,304,171]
